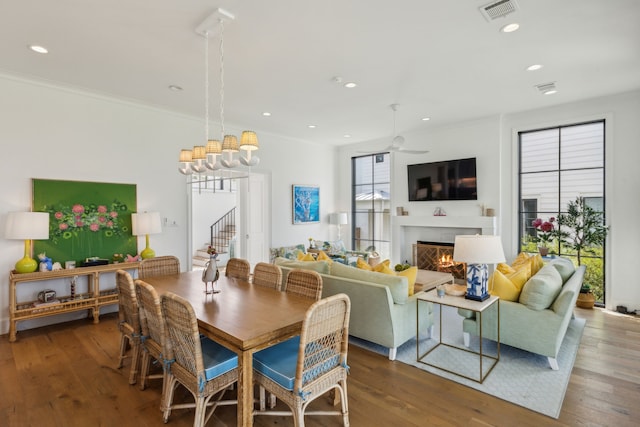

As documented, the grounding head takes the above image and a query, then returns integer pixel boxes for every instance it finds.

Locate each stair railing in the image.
[210,207,236,253]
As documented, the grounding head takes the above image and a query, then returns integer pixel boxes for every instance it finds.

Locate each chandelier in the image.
[178,8,259,176]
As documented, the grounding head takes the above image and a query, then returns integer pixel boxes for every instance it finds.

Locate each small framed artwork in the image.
[292,185,320,224]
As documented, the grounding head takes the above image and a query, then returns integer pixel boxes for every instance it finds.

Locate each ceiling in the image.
[1,0,639,147]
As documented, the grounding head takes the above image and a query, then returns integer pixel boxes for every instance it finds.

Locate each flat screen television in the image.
[407,157,477,201]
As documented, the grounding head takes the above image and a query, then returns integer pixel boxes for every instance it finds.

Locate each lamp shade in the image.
[179,149,193,162]
[131,212,162,236]
[206,139,222,154]
[222,135,239,152]
[330,212,348,225]
[239,131,259,151]
[5,212,49,240]
[453,235,505,264]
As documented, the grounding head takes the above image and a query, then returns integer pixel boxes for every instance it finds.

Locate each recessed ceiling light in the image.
[344,82,357,88]
[308,125,317,129]
[526,64,543,71]
[262,112,271,117]
[168,85,183,91]
[421,117,431,121]
[500,23,520,33]
[543,89,557,95]
[29,45,48,54]
[343,134,352,138]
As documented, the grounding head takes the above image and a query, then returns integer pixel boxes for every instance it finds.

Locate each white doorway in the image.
[239,173,270,267]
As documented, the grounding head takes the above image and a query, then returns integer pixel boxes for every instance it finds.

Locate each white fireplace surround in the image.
[392,215,498,264]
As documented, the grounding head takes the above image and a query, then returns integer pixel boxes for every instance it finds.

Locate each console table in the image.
[8,262,139,342]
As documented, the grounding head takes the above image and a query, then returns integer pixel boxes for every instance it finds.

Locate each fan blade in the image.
[395,148,430,154]
[356,145,394,154]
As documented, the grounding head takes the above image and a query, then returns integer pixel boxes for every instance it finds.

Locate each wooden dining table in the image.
[141,270,314,426]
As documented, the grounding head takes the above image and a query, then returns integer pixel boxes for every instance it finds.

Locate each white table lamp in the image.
[453,234,505,301]
[132,212,162,259]
[5,212,50,273]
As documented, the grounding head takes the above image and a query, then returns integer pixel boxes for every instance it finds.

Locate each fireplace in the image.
[412,241,467,282]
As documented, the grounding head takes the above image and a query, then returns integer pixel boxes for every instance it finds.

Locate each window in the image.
[518,120,606,302]
[352,153,391,259]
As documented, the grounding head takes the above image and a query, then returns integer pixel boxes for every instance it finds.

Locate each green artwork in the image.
[32,179,137,265]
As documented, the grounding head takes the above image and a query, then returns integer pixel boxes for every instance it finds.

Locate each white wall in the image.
[0,74,336,334]
[338,90,640,312]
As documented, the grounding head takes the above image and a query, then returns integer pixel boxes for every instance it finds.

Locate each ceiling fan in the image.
[358,104,430,154]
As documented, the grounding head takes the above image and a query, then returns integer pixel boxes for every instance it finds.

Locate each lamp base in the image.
[465,293,490,302]
[15,256,38,274]
[464,263,490,302]
[140,247,156,259]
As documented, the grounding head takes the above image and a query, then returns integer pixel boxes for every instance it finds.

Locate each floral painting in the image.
[292,184,319,224]
[32,179,137,264]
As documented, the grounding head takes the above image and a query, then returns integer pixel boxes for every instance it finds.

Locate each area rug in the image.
[350,306,585,419]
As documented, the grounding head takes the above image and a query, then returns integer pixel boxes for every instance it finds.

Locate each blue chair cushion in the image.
[200,337,238,381]
[253,336,300,390]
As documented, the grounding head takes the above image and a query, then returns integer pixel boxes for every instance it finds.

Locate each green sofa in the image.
[459,257,585,370]
[275,258,434,360]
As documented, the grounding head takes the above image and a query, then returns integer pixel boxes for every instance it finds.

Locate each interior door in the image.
[241,173,269,267]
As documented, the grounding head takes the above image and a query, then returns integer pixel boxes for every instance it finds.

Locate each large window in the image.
[519,121,606,302]
[352,153,391,259]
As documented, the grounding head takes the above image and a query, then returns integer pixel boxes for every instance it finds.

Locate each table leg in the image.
[237,350,254,426]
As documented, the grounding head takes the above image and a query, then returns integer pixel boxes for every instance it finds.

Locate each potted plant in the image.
[531,217,556,256]
[555,197,608,308]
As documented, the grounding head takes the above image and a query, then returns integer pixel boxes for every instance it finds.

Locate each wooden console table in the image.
[8,262,139,342]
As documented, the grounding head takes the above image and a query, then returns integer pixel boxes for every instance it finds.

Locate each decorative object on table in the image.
[81,257,109,266]
[51,262,62,271]
[126,254,140,262]
[453,234,506,301]
[292,184,320,224]
[445,283,467,296]
[433,207,446,216]
[308,237,315,249]
[436,284,446,297]
[65,260,76,269]
[37,289,56,303]
[485,208,495,217]
[396,207,404,216]
[202,246,220,294]
[177,8,260,176]
[70,275,77,299]
[38,253,53,272]
[4,211,50,273]
[532,217,556,256]
[32,179,137,265]
[330,212,348,240]
[112,253,124,263]
[132,211,162,259]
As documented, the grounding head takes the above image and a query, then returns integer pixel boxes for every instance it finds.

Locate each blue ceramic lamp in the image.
[453,234,505,301]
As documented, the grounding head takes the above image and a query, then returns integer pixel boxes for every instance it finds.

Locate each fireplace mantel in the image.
[393,215,497,235]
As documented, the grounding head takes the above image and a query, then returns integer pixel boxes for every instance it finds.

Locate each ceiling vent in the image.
[479,0,519,21]
[535,82,557,95]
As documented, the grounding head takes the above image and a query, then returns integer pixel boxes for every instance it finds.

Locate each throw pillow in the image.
[356,257,372,270]
[396,266,418,296]
[316,251,333,263]
[488,267,529,301]
[274,257,331,274]
[549,257,576,283]
[330,261,409,305]
[374,262,396,276]
[519,264,563,310]
[497,263,516,275]
[511,252,530,268]
[372,259,391,273]
[297,252,315,261]
[530,253,544,275]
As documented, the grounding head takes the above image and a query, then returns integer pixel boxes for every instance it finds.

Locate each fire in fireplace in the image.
[413,241,467,282]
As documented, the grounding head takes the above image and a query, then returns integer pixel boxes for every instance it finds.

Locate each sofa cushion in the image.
[297,252,315,261]
[519,264,563,310]
[269,244,306,262]
[488,267,529,301]
[316,250,333,263]
[274,257,331,274]
[330,261,409,304]
[549,257,576,283]
[397,266,418,296]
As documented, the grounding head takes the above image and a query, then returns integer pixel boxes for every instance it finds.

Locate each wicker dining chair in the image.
[134,279,171,411]
[284,269,323,301]
[161,292,238,426]
[138,255,180,279]
[225,258,251,281]
[116,270,142,385]
[253,293,351,426]
[252,262,283,290]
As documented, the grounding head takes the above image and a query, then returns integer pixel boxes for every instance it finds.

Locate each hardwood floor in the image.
[1,307,638,426]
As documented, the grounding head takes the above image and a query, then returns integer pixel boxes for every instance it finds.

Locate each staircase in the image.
[192,208,237,270]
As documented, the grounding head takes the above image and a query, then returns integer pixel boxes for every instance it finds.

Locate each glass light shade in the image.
[179,149,193,162]
[5,212,50,240]
[222,135,238,152]
[131,212,162,236]
[206,139,222,154]
[239,131,259,151]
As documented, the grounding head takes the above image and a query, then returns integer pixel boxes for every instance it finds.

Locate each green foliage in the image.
[555,197,608,266]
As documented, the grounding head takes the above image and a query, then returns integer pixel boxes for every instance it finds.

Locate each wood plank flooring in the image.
[1,307,638,426]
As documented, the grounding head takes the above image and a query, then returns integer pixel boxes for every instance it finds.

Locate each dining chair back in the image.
[138,255,180,279]
[225,258,251,281]
[161,292,238,426]
[116,269,141,385]
[134,279,171,411]
[252,262,283,290]
[284,269,323,300]
[253,293,351,426]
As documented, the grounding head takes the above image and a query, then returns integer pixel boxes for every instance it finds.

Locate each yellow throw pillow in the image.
[511,252,530,269]
[373,262,396,276]
[299,252,315,261]
[372,259,391,273]
[316,251,333,264]
[489,267,530,301]
[356,257,372,270]
[396,266,418,296]
[530,253,544,275]
[497,263,516,275]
